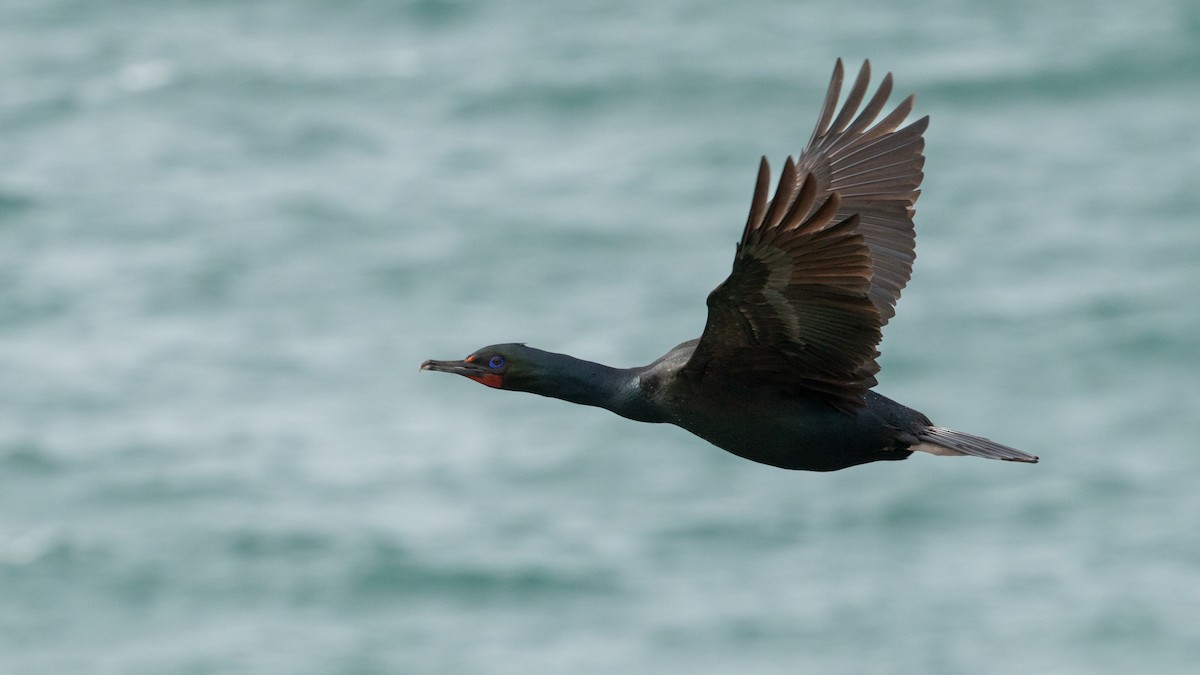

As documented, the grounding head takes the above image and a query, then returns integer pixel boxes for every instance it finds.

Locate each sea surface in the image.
[2,1,1199,673]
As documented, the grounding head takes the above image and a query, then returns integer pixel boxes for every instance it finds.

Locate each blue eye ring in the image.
[488,355,505,369]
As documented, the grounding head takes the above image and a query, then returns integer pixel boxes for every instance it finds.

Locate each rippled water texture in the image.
[2,0,1199,673]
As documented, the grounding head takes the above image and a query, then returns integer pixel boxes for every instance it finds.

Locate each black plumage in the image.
[421,60,1038,472]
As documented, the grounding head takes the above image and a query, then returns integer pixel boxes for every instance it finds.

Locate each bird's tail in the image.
[911,426,1039,463]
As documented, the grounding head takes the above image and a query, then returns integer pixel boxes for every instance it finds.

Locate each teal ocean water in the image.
[3,1,1199,673]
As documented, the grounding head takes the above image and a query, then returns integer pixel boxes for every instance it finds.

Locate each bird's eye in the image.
[488,355,505,368]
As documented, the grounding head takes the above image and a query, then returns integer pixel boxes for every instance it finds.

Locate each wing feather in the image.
[683,60,926,408]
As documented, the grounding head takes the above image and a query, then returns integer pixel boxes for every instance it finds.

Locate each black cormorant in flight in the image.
[422,60,1038,472]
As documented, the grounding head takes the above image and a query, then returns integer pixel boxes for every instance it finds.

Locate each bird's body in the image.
[635,340,923,471]
[422,60,1039,471]
[650,354,925,472]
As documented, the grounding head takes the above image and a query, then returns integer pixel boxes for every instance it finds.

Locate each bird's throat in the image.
[468,373,504,389]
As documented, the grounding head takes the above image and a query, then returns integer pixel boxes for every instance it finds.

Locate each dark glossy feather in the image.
[683,59,927,409]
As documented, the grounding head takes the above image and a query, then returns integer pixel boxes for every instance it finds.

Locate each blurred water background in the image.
[2,0,1199,673]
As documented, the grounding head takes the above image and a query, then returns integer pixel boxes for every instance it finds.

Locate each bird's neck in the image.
[515,350,659,423]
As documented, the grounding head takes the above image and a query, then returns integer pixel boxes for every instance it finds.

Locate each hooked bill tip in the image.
[420,358,468,375]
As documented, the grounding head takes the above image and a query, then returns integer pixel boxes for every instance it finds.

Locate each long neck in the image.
[515,350,658,422]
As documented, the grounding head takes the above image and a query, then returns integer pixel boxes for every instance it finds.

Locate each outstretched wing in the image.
[682,60,927,410]
[798,59,928,323]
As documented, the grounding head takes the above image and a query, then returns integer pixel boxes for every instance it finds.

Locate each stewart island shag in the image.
[421,60,1039,472]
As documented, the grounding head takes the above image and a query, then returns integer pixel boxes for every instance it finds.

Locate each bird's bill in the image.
[419,358,503,388]
[420,358,477,377]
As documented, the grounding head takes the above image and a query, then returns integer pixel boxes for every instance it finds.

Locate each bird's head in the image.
[420,343,533,390]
